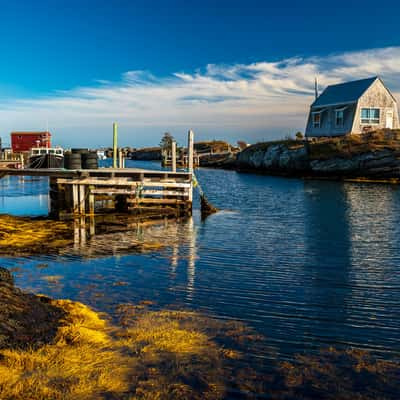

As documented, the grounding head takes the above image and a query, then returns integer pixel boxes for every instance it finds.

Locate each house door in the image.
[386,110,393,129]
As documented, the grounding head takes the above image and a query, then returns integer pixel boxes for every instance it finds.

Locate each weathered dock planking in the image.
[0,167,193,217]
[0,130,196,218]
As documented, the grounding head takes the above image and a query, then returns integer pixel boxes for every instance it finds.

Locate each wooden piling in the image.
[79,185,85,214]
[88,189,95,215]
[172,140,177,172]
[72,184,79,214]
[188,130,194,173]
[118,149,123,169]
[113,122,118,168]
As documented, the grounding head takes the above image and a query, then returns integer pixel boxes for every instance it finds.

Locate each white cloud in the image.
[0,46,399,147]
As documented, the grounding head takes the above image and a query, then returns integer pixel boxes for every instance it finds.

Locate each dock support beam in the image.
[172,140,176,172]
[188,129,194,173]
[72,184,79,214]
[88,189,95,215]
[118,149,123,169]
[79,185,85,215]
[113,122,118,168]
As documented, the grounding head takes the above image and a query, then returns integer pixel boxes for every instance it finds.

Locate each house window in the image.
[361,108,380,124]
[312,113,321,128]
[335,110,344,127]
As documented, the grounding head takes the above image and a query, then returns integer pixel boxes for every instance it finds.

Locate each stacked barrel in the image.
[64,149,99,170]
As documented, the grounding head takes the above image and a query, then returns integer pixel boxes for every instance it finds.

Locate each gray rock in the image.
[238,142,400,178]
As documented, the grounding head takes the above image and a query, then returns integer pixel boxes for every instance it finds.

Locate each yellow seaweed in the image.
[0,299,253,399]
[0,215,72,255]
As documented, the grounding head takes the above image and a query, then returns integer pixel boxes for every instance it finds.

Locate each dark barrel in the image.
[82,151,98,169]
[71,148,89,155]
[64,151,82,170]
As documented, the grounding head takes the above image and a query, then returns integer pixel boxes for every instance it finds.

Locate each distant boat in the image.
[97,150,107,160]
[28,147,64,169]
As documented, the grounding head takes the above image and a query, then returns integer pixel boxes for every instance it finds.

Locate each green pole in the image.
[113,122,118,168]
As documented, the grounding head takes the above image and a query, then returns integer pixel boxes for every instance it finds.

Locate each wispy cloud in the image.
[0,47,399,147]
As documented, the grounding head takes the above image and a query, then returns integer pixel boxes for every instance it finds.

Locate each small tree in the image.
[160,132,174,150]
[295,131,304,140]
[160,132,175,158]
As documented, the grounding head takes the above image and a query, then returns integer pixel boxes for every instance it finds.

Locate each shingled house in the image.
[305,76,399,138]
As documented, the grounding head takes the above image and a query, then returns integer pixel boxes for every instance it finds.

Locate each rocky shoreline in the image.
[203,131,400,182]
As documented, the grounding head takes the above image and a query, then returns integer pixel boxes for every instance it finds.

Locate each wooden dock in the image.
[0,129,196,218]
[0,167,193,217]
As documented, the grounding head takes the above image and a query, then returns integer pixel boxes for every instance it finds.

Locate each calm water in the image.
[1,162,400,367]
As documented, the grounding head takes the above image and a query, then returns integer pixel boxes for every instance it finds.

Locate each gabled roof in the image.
[311,76,378,108]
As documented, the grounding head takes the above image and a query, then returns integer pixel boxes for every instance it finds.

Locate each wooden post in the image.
[79,185,85,214]
[172,140,176,172]
[188,129,194,172]
[88,189,95,215]
[118,149,123,169]
[188,183,193,202]
[113,122,118,168]
[72,184,79,214]
[89,215,95,236]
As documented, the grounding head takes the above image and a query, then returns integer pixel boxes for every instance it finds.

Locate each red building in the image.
[11,131,51,152]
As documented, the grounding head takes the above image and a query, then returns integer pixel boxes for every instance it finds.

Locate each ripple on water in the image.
[1,163,400,380]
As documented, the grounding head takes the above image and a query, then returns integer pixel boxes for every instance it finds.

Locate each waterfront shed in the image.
[11,131,51,152]
[305,77,399,137]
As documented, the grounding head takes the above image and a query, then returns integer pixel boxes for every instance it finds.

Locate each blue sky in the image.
[1,0,400,147]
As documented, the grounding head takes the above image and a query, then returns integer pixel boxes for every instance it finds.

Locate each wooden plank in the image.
[141,189,188,196]
[0,167,191,179]
[126,198,188,204]
[90,189,136,195]
[57,178,191,187]
[90,188,188,197]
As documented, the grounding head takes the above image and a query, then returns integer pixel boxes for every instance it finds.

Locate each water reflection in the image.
[343,183,400,351]
[1,166,400,369]
[0,176,49,216]
[303,181,352,349]
[303,181,400,354]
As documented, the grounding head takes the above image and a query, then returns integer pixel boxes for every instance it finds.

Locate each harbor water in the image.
[1,161,399,396]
